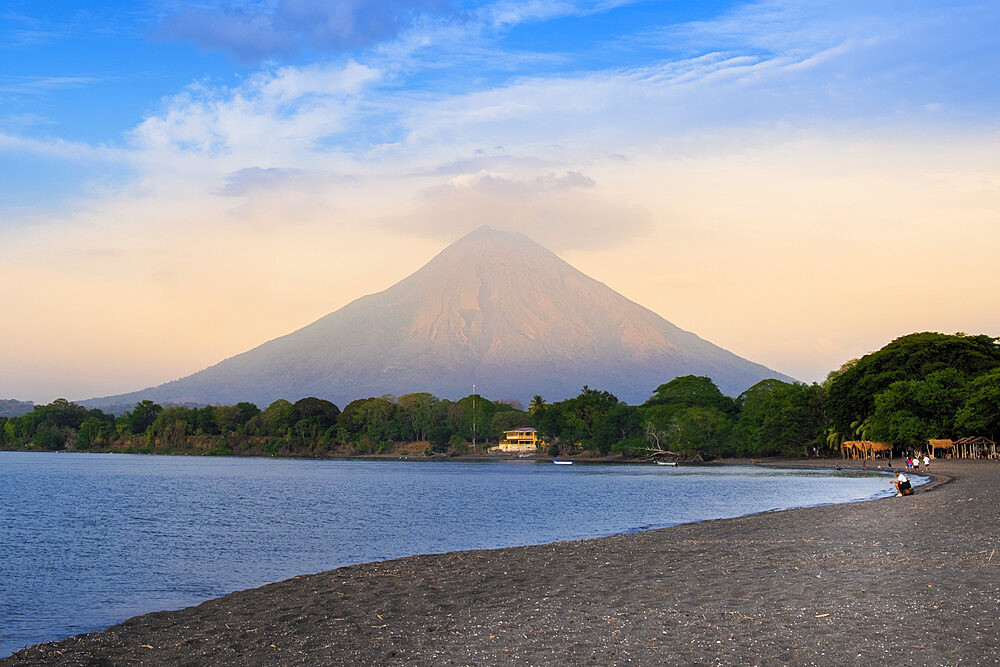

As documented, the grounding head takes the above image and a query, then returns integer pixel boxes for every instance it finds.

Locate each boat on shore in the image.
[552,460,574,465]
[655,461,677,466]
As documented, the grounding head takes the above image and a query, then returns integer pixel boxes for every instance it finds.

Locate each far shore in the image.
[0,445,916,467]
[4,459,997,666]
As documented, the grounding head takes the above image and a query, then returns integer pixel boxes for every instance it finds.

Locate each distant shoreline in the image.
[0,446,931,473]
[7,459,995,666]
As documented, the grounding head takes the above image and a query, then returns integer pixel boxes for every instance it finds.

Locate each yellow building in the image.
[491,427,539,453]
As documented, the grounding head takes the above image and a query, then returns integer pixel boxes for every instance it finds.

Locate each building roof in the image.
[842,440,892,451]
[954,436,996,446]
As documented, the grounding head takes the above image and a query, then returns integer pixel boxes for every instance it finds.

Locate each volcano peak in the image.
[87,229,792,408]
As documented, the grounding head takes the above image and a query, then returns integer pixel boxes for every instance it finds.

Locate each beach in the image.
[4,460,998,666]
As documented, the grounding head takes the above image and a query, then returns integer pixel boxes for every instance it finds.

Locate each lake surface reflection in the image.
[0,452,908,656]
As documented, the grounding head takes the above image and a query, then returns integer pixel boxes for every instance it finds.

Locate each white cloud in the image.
[0,132,126,162]
[383,167,648,249]
[129,61,380,159]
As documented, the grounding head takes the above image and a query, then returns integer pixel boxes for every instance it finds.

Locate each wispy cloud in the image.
[479,0,639,30]
[0,74,106,94]
[428,153,556,175]
[386,168,648,250]
[217,167,307,196]
[423,170,596,198]
[0,132,126,162]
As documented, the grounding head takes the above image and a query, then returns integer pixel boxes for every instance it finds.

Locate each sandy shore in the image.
[4,460,998,666]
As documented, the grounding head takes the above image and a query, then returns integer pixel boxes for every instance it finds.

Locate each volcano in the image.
[88,226,793,409]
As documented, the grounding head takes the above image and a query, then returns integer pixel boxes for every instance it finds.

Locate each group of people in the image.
[904,455,930,472]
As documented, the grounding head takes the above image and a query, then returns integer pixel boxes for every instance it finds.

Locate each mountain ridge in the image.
[84,226,794,409]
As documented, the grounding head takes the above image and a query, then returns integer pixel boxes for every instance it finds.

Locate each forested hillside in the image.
[3,333,997,459]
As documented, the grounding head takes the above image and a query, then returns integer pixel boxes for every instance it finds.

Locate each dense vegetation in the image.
[2,332,997,459]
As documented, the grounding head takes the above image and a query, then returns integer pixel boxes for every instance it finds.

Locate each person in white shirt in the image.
[892,471,912,496]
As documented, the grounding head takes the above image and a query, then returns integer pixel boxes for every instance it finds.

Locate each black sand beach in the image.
[5,460,998,666]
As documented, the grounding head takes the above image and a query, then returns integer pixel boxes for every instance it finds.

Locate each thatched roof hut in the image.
[952,436,997,459]
[927,439,954,457]
[841,440,893,459]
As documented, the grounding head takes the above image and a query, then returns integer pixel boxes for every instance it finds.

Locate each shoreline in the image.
[4,460,998,665]
[0,446,907,467]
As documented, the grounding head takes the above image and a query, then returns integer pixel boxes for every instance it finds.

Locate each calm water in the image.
[0,452,912,656]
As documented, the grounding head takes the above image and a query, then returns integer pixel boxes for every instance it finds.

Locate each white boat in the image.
[655,461,677,466]
[552,460,574,465]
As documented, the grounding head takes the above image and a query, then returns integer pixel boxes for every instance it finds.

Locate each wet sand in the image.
[5,460,999,666]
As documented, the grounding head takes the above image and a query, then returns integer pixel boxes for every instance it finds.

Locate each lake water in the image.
[0,452,912,657]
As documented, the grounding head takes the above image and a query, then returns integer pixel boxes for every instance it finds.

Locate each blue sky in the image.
[2,1,1000,402]
[5,0,998,213]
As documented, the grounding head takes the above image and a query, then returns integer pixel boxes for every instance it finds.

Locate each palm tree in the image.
[850,418,873,441]
[529,395,546,414]
[826,427,843,452]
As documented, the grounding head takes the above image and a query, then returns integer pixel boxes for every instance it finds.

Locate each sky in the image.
[2,0,999,404]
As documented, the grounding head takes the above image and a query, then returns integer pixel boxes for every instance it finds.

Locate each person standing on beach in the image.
[923,455,930,470]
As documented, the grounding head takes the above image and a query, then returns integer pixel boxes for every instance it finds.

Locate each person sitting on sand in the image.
[892,471,913,496]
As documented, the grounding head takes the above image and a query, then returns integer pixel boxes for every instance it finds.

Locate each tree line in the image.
[2,332,998,459]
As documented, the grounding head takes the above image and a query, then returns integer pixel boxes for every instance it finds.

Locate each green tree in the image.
[262,399,296,435]
[34,399,88,430]
[734,380,825,456]
[126,400,162,435]
[214,405,240,433]
[235,402,261,425]
[397,393,439,442]
[645,375,735,415]
[826,332,1000,436]
[641,377,736,451]
[427,424,452,453]
[532,400,566,444]
[293,397,341,428]
[490,410,531,435]
[449,394,513,447]
[194,406,219,435]
[868,368,969,449]
[340,396,399,450]
[560,386,630,454]
[665,406,731,458]
[33,421,66,449]
[955,368,1000,439]
[151,406,194,448]
[77,410,115,450]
